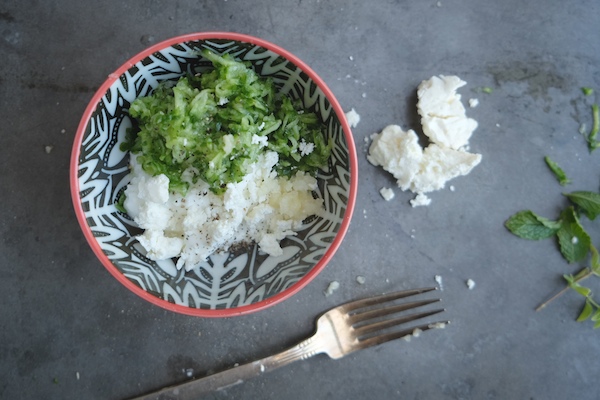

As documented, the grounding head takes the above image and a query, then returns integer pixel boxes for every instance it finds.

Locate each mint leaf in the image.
[582,87,594,96]
[591,245,600,274]
[564,191,600,220]
[588,103,600,152]
[577,300,594,322]
[505,210,561,240]
[556,207,591,263]
[544,156,570,186]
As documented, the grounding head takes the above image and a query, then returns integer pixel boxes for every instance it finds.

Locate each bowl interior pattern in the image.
[74,37,353,315]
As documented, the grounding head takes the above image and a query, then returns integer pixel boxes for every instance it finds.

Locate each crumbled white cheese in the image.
[466,279,476,289]
[368,126,481,194]
[410,193,431,207]
[469,98,479,108]
[417,75,478,150]
[428,322,446,329]
[345,108,361,128]
[218,97,229,106]
[356,275,366,285]
[251,134,268,148]
[379,187,395,201]
[435,274,443,291]
[124,152,323,271]
[324,281,340,296]
[367,75,482,206]
[298,139,315,156]
[571,236,579,245]
[45,145,54,154]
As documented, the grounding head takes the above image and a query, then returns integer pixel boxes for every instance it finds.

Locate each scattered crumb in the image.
[436,1,442,7]
[324,281,340,296]
[402,334,412,342]
[466,279,476,290]
[356,275,366,285]
[361,92,367,98]
[44,145,53,154]
[410,193,431,207]
[412,328,423,338]
[76,372,80,380]
[345,108,361,128]
[428,322,447,329]
[435,275,443,291]
[380,187,395,201]
[260,364,265,372]
[571,236,579,245]
[61,129,66,134]
[495,123,500,128]
[449,185,455,192]
[185,368,194,378]
[349,55,354,61]
[468,98,479,108]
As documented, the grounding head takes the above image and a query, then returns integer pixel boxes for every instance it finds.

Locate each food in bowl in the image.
[70,32,357,316]
[121,51,332,271]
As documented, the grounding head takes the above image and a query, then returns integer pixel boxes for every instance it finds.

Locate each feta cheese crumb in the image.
[469,98,479,108]
[45,145,53,154]
[428,322,446,329]
[298,139,315,156]
[379,187,395,201]
[571,236,579,245]
[466,279,476,289]
[356,275,366,285]
[251,134,268,148]
[435,274,443,291]
[324,281,340,296]
[410,193,431,207]
[218,97,229,106]
[345,108,361,128]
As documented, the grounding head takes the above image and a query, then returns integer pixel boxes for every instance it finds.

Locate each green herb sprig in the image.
[504,87,600,327]
[505,188,600,327]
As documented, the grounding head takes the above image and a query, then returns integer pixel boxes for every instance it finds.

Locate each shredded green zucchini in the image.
[121,50,331,194]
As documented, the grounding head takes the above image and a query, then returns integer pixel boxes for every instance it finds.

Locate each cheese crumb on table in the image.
[379,187,395,201]
[345,108,361,128]
[466,279,476,289]
[410,193,431,207]
[324,281,340,296]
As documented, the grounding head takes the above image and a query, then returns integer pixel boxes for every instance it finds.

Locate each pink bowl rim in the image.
[69,31,358,318]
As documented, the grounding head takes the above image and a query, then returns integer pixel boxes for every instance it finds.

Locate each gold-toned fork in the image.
[130,287,447,400]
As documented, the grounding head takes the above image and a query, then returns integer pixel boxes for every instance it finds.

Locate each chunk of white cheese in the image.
[417,75,478,150]
[367,125,423,191]
[368,126,481,195]
[368,75,482,207]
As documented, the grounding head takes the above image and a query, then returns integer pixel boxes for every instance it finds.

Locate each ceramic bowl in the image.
[70,32,357,317]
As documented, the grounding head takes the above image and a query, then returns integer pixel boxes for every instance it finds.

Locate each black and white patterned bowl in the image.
[70,32,357,317]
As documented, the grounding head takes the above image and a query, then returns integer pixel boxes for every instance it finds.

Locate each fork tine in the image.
[341,287,438,313]
[358,320,450,348]
[348,298,441,325]
[353,308,445,337]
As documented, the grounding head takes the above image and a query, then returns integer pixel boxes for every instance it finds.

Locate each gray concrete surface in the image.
[2,0,600,399]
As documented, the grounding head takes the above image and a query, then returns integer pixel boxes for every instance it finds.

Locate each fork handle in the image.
[128,335,322,400]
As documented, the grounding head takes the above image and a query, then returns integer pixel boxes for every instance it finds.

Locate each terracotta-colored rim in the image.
[70,32,358,317]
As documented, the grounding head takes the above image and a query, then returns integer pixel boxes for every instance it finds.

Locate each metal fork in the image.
[130,287,446,400]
